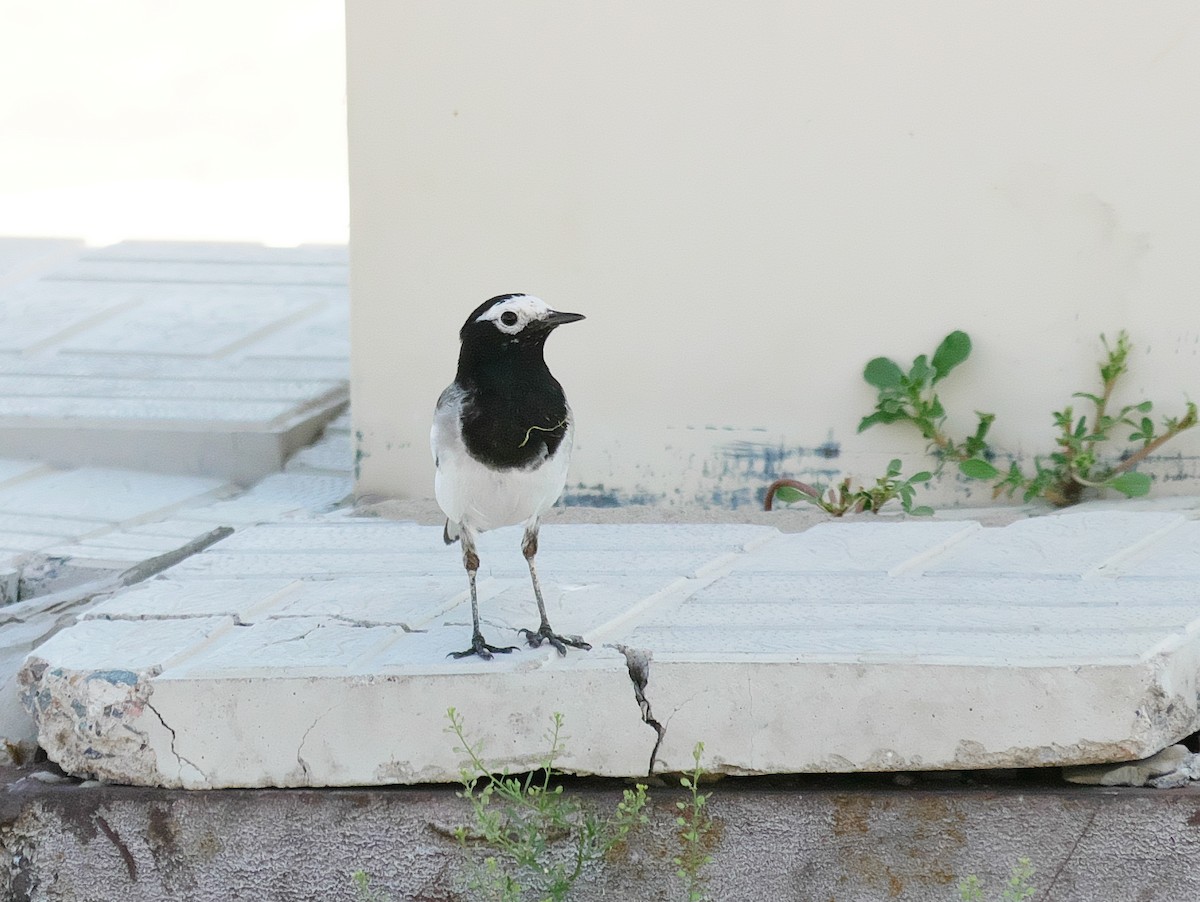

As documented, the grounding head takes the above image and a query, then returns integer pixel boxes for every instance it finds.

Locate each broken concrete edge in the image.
[18,636,1200,789]
[0,528,240,762]
[15,643,655,789]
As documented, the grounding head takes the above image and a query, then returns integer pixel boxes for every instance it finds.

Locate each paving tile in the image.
[1110,520,1200,579]
[233,473,353,510]
[731,520,979,575]
[0,286,133,353]
[0,459,51,487]
[243,303,350,361]
[0,396,303,423]
[0,533,64,553]
[921,511,1187,578]
[0,468,228,522]
[54,287,331,357]
[0,238,81,289]
[285,431,352,473]
[162,617,404,678]
[0,353,348,383]
[23,616,233,673]
[0,243,349,479]
[0,512,107,538]
[257,576,471,626]
[83,578,297,622]
[48,260,348,286]
[0,375,345,402]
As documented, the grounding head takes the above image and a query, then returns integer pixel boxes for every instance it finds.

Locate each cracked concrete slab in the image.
[19,511,1200,788]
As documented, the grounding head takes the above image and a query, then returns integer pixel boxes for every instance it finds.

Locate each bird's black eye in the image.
[500,311,519,327]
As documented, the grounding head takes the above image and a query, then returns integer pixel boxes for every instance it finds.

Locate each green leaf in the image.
[908,354,931,385]
[906,505,935,516]
[886,458,902,477]
[1106,471,1152,498]
[959,458,1000,480]
[773,484,817,505]
[931,330,971,382]
[907,471,933,483]
[857,411,905,433]
[863,356,904,390]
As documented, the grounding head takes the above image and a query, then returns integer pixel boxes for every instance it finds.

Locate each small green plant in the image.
[958,857,1037,901]
[444,707,649,902]
[351,869,390,902]
[764,459,934,516]
[860,329,1197,507]
[673,742,715,902]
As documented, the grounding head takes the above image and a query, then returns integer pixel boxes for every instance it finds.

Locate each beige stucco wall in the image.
[347,2,1200,508]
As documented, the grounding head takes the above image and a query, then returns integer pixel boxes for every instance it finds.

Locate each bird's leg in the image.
[449,528,516,660]
[518,522,591,655]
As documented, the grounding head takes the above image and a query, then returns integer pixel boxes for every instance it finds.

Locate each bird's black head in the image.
[459,294,585,348]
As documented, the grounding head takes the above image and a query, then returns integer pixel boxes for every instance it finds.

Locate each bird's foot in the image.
[519,624,592,656]
[448,632,518,661]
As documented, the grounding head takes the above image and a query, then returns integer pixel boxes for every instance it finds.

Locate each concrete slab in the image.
[20,511,1200,789]
[0,241,349,480]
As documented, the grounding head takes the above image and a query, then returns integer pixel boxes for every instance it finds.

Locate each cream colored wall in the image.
[347,2,1200,508]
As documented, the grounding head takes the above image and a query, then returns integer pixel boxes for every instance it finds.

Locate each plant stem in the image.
[1111,427,1187,474]
[762,478,821,511]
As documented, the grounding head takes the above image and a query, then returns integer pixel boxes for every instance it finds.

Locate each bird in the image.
[431,293,590,661]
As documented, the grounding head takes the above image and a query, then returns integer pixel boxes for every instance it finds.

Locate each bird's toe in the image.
[448,633,518,661]
[520,626,591,656]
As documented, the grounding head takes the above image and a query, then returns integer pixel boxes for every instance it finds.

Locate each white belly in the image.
[431,384,573,533]
[435,448,570,533]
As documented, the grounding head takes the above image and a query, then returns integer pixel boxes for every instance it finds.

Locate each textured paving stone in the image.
[20,511,1200,789]
[0,241,349,479]
[0,468,228,523]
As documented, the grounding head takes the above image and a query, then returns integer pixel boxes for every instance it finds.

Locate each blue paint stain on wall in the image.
[561,484,665,507]
[717,438,843,480]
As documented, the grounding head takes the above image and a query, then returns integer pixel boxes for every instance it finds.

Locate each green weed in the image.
[673,742,715,902]
[445,707,649,902]
[859,329,1196,506]
[958,857,1037,901]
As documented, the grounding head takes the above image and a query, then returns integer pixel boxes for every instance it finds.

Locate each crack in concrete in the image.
[296,704,337,785]
[1042,807,1098,901]
[145,700,206,785]
[612,644,665,776]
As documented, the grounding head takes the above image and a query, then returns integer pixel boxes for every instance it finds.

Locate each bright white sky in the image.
[0,1,348,246]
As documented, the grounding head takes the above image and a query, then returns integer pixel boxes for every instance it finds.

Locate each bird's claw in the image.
[519,625,592,656]
[448,633,518,661]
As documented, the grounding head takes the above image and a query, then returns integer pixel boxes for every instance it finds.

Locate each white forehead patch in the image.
[476,295,552,334]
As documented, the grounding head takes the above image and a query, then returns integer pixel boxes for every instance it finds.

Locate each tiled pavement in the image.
[18,502,1200,788]
[0,238,348,482]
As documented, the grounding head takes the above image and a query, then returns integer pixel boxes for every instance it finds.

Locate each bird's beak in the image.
[536,310,586,330]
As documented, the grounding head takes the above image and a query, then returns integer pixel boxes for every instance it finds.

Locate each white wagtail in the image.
[432,293,590,660]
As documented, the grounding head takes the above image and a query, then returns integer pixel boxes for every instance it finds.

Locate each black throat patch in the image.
[456,336,570,470]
